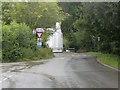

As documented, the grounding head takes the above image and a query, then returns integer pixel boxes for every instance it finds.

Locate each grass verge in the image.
[2,48,54,63]
[87,52,120,70]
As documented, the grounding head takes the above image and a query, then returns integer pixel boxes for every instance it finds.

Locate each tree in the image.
[2,21,35,61]
[2,2,68,62]
[59,2,120,54]
[2,2,67,29]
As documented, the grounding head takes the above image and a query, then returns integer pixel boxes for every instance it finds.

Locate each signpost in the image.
[37,41,42,48]
[33,28,44,48]
[36,28,44,38]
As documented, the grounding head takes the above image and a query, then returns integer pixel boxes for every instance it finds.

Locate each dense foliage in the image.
[2,21,53,62]
[59,2,120,55]
[2,2,67,62]
[2,2,67,29]
[2,2,119,62]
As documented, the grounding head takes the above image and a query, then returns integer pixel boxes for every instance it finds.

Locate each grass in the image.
[87,52,120,70]
[2,48,54,63]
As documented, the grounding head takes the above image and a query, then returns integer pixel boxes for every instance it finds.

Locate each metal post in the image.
[97,37,100,52]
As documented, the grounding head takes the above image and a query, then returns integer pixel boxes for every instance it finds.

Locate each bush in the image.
[34,48,53,59]
[2,21,53,62]
[17,48,53,62]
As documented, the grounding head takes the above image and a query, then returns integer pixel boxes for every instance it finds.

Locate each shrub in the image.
[2,21,53,62]
[34,48,53,59]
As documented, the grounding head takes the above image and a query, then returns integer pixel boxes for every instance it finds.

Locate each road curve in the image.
[1,53,119,88]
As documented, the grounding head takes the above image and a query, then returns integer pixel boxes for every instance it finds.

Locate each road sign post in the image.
[33,28,44,48]
[36,28,44,38]
[37,41,42,48]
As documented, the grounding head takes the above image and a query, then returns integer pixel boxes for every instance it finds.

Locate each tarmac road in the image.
[0,53,119,89]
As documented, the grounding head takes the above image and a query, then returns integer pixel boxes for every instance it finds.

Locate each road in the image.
[0,53,119,89]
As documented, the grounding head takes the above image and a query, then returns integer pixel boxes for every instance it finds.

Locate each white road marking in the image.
[0,81,2,83]
[3,78,8,81]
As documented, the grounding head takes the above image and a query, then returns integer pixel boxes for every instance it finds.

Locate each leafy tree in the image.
[2,21,35,61]
[2,21,53,62]
[63,36,69,50]
[59,2,120,55]
[2,2,67,29]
